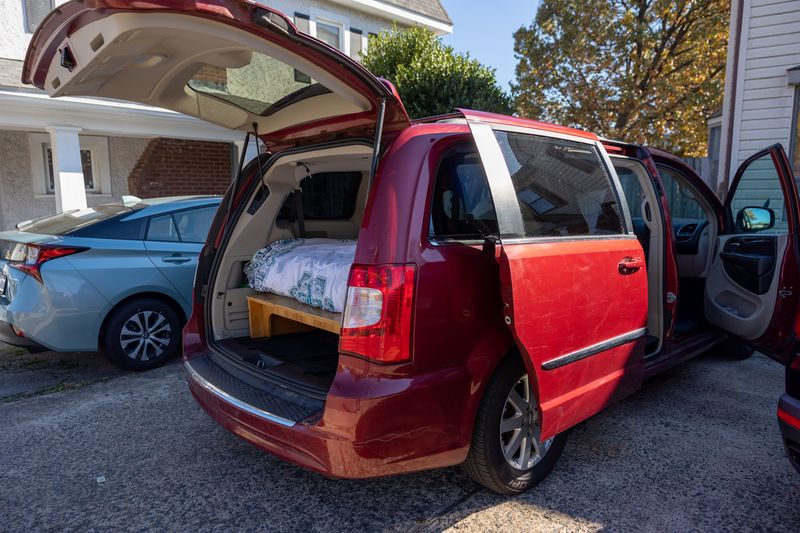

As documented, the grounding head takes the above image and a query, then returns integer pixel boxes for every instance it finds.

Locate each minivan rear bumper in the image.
[185,355,474,478]
[778,393,800,473]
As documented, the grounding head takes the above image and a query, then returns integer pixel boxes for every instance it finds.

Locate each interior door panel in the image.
[706,233,787,340]
[703,145,798,356]
[718,236,777,295]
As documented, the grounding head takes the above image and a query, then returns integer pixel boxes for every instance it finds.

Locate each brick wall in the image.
[128,138,233,198]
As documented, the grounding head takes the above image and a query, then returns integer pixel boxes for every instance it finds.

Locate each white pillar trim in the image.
[45,125,88,213]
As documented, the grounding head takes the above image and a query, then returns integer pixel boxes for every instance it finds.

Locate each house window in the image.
[24,0,54,33]
[43,144,98,193]
[350,28,364,61]
[315,19,343,50]
[28,133,112,197]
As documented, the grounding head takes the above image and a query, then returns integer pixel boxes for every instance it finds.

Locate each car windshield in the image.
[16,205,133,235]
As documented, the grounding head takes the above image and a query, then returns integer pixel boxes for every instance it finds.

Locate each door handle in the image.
[618,256,644,275]
[162,255,190,264]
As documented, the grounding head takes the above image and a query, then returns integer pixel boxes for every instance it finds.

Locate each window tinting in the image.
[173,207,217,243]
[17,205,132,236]
[147,215,180,242]
[279,172,362,221]
[430,145,498,239]
[656,165,707,220]
[494,132,624,237]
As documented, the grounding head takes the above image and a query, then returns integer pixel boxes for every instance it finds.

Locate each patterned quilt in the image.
[244,239,356,313]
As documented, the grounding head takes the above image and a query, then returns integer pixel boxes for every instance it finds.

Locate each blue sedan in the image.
[0,196,221,370]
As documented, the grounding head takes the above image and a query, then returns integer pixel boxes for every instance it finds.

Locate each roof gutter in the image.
[325,0,453,35]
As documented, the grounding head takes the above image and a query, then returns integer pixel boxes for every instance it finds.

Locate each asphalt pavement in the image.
[0,344,797,532]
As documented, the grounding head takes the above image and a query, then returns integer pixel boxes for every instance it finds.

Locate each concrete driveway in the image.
[0,344,797,532]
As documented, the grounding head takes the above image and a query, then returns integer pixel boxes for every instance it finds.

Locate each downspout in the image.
[720,0,745,199]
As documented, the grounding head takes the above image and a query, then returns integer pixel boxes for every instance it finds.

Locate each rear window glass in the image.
[16,205,133,236]
[187,51,331,117]
[430,145,498,240]
[494,131,624,238]
[278,172,362,221]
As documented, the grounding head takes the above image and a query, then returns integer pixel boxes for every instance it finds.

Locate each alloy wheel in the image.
[119,310,172,361]
[499,374,553,470]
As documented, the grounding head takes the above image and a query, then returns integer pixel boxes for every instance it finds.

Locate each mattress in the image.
[244,238,356,313]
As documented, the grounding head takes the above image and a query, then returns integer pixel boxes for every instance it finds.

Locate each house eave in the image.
[325,0,453,34]
[0,88,242,142]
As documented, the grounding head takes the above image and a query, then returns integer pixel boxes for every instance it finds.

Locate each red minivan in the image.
[25,1,800,493]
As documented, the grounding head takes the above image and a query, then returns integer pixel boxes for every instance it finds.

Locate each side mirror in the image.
[736,206,775,232]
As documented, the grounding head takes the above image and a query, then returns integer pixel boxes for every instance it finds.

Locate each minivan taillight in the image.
[8,243,87,283]
[340,264,416,363]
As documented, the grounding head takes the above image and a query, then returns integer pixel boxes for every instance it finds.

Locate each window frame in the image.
[24,0,54,34]
[484,123,634,244]
[427,142,499,246]
[790,86,800,179]
[28,133,112,198]
[309,8,349,55]
[42,143,99,194]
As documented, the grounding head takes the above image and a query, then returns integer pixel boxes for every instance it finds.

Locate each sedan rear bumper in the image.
[0,321,47,351]
[778,393,800,473]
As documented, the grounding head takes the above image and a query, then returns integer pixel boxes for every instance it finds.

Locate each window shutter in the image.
[350,28,363,61]
[25,0,53,33]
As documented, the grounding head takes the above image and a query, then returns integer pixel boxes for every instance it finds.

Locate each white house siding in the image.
[734,0,800,162]
[0,131,148,229]
[717,0,800,223]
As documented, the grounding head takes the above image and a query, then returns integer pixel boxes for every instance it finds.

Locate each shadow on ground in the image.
[0,346,798,532]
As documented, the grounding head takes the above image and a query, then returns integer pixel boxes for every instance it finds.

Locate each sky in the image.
[440,0,541,95]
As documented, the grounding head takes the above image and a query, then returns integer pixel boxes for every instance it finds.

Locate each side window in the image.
[656,165,707,220]
[147,214,179,242]
[728,152,789,233]
[494,131,624,237]
[429,144,498,240]
[278,172,362,221]
[172,206,217,243]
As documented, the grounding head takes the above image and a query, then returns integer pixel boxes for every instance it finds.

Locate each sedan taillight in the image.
[8,243,87,283]
[339,264,416,364]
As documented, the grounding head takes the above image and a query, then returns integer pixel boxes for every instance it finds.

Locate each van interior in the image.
[611,156,719,356]
[207,143,373,401]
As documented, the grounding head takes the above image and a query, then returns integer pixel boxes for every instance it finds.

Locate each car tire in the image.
[103,298,181,371]
[462,356,566,495]
[715,337,755,360]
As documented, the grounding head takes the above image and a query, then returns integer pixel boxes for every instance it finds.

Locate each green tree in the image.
[514,0,729,156]
[362,26,513,119]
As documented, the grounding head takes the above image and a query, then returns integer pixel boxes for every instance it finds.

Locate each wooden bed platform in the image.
[247,293,342,338]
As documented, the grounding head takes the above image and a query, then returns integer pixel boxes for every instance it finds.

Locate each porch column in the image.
[45,126,87,212]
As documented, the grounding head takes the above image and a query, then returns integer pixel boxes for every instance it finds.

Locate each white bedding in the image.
[244,239,356,313]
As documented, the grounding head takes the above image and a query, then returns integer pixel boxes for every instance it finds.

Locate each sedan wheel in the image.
[103,298,181,370]
[119,310,173,362]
